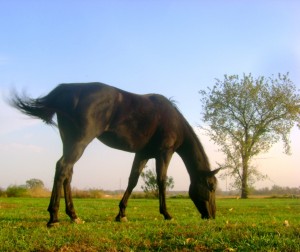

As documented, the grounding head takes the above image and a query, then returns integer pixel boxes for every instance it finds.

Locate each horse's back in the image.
[48,83,184,153]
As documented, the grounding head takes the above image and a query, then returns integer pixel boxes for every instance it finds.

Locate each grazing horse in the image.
[10,82,220,227]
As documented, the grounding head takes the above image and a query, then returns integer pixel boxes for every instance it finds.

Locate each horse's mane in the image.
[171,99,211,172]
[168,97,180,110]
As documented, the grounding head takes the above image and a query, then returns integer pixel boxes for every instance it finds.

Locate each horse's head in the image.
[189,168,221,219]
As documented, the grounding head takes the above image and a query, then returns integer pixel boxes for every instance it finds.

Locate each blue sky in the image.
[0,1,299,191]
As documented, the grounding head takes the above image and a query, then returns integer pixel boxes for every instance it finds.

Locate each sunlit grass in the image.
[0,198,299,251]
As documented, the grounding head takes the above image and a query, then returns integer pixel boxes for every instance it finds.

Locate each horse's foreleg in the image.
[156,151,173,220]
[116,154,148,222]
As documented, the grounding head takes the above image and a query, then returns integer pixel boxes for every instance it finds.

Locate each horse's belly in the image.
[98,132,144,153]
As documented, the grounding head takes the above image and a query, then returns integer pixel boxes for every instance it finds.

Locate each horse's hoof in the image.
[120,216,128,222]
[115,216,128,222]
[47,221,60,228]
[72,218,85,224]
[164,215,173,221]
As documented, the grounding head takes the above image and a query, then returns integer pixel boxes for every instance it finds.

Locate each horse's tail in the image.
[9,91,57,126]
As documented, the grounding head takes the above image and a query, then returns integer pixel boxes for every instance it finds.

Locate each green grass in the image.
[0,197,299,251]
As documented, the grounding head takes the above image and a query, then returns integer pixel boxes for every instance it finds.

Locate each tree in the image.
[141,168,174,198]
[26,178,44,189]
[199,73,300,198]
[6,185,28,197]
[0,187,7,197]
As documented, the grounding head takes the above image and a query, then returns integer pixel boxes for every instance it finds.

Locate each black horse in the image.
[10,82,220,227]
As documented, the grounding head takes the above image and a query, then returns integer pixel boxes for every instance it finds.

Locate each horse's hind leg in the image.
[63,167,84,224]
[116,153,148,222]
[47,156,71,227]
[47,139,91,227]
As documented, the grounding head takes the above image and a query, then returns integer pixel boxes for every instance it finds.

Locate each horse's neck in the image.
[177,129,211,178]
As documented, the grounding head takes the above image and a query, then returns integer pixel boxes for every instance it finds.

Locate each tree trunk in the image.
[241,157,249,199]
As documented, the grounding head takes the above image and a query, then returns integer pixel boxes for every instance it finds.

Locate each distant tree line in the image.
[251,185,300,196]
[0,179,49,197]
[219,185,300,197]
[1,178,298,198]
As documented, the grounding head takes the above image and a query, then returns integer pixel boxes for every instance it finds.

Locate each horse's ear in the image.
[199,168,221,177]
[210,168,221,176]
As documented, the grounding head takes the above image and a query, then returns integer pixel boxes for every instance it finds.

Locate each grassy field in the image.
[0,197,299,251]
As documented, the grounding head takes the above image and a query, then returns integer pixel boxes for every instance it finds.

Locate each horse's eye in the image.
[207,181,215,192]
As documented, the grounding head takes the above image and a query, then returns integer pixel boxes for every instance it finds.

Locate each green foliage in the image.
[0,187,7,197]
[141,168,174,198]
[199,73,300,198]
[1,179,50,198]
[0,198,299,251]
[6,185,28,197]
[26,178,44,189]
